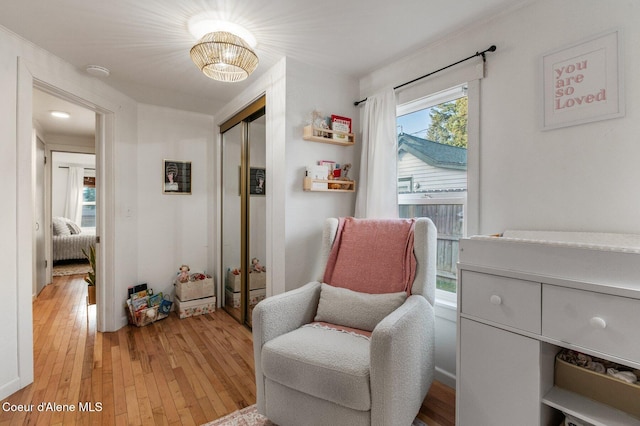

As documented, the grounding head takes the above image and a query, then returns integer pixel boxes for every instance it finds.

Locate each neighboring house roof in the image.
[398,133,467,170]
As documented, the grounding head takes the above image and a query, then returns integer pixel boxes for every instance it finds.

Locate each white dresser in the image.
[456,232,640,426]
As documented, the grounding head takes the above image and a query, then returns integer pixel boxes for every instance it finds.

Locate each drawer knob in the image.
[490,295,502,305]
[589,316,607,329]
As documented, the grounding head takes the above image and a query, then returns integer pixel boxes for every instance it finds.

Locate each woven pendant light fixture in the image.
[190,31,259,82]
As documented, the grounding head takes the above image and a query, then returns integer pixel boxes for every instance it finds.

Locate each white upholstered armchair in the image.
[252,217,437,426]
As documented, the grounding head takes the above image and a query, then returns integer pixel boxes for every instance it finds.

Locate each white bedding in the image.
[53,229,96,261]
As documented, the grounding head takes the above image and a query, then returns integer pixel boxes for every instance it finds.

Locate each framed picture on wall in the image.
[163,160,192,194]
[249,167,266,195]
[541,29,624,130]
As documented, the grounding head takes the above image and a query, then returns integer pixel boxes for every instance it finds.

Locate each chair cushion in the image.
[314,283,406,331]
[261,325,371,411]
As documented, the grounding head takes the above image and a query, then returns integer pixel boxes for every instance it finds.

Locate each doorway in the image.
[34,136,46,296]
[10,60,115,399]
[32,88,97,295]
[50,151,97,279]
[220,96,266,327]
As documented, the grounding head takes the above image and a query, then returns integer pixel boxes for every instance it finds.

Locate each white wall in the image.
[363,0,639,235]
[136,104,214,302]
[283,58,360,289]
[359,0,639,387]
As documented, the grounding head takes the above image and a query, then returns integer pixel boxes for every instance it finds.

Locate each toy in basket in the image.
[174,265,215,302]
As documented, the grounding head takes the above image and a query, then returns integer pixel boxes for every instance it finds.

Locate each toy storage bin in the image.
[174,277,214,302]
[555,356,640,420]
[174,295,216,319]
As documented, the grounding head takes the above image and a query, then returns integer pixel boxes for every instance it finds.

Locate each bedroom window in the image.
[397,84,468,301]
[82,176,96,228]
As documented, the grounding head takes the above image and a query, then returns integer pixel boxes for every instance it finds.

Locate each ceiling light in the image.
[85,65,110,78]
[50,111,70,119]
[190,31,259,83]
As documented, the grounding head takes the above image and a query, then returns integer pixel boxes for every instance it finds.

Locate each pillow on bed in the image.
[314,283,407,332]
[66,221,82,234]
[52,217,71,236]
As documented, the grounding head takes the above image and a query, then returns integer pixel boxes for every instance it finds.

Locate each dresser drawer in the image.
[460,271,541,333]
[542,285,640,362]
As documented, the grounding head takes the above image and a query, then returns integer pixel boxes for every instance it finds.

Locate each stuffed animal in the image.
[251,258,265,272]
[178,264,190,283]
[341,163,351,179]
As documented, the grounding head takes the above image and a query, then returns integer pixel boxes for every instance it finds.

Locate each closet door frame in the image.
[220,96,265,326]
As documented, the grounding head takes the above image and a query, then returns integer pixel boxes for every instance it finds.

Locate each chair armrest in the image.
[252,281,322,345]
[370,295,435,426]
[252,281,322,414]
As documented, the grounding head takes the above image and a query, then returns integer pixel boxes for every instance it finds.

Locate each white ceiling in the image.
[1,0,530,137]
[33,89,96,138]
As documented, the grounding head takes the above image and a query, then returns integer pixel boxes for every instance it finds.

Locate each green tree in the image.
[426,97,467,148]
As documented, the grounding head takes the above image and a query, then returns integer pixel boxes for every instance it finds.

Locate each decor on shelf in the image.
[82,244,96,305]
[163,160,192,194]
[304,161,355,192]
[303,125,355,145]
[190,31,259,82]
[302,115,356,192]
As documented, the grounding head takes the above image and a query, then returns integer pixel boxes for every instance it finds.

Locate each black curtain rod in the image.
[354,44,497,106]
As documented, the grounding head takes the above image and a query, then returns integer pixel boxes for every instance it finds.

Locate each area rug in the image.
[53,261,91,277]
[201,405,428,426]
[201,405,275,426]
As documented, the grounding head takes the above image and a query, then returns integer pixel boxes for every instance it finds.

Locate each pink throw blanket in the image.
[323,217,416,294]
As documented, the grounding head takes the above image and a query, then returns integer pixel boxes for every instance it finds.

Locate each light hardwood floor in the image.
[1,275,455,426]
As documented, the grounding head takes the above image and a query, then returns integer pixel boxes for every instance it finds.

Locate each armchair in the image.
[253,217,437,426]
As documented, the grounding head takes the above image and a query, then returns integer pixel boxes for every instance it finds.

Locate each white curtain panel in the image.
[355,87,399,218]
[64,166,84,225]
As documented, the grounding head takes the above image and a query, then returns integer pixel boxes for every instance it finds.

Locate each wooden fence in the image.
[399,203,463,292]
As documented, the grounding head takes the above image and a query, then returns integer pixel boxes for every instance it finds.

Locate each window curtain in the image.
[64,166,84,225]
[354,87,398,218]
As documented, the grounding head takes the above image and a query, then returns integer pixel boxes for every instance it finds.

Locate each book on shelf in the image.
[306,164,330,190]
[330,115,352,141]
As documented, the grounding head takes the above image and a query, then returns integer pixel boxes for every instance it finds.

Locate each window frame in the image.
[396,81,479,304]
[81,175,96,229]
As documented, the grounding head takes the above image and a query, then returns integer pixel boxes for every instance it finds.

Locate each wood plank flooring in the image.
[1,274,455,426]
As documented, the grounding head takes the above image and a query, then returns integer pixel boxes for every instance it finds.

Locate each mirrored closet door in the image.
[220,96,266,327]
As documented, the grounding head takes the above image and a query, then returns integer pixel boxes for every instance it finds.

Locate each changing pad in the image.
[471,230,640,254]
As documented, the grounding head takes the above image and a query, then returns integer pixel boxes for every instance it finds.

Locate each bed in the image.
[52,217,97,262]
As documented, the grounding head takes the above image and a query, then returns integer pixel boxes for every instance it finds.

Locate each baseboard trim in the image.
[435,366,456,389]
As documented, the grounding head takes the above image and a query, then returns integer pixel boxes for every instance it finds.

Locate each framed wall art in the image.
[249,167,266,195]
[163,160,192,194]
[541,29,624,130]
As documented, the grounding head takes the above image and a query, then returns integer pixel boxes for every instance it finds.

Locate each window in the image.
[82,176,96,228]
[397,85,468,301]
